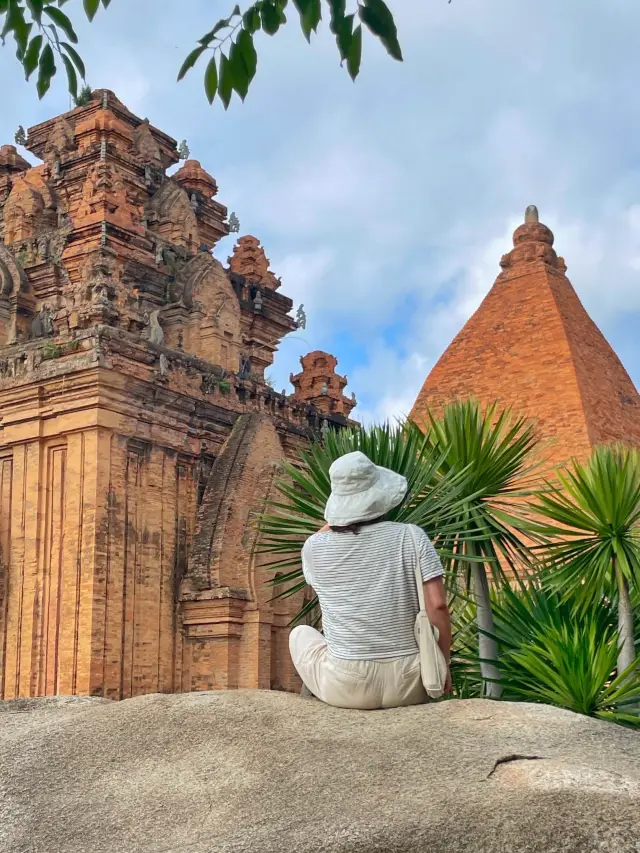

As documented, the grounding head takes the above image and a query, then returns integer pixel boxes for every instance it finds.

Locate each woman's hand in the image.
[443,668,453,695]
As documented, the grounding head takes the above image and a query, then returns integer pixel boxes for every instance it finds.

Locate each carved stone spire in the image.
[290,350,357,418]
[173,159,218,199]
[228,235,280,290]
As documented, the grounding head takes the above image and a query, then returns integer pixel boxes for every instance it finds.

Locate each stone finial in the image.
[289,350,357,418]
[227,235,280,290]
[525,205,539,224]
[174,159,218,200]
[498,207,562,272]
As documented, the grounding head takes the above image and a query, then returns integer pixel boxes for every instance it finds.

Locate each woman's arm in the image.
[423,576,452,665]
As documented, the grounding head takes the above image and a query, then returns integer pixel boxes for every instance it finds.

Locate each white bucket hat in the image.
[324,451,408,527]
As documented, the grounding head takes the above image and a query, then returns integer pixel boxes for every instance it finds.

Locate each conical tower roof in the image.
[410,206,640,467]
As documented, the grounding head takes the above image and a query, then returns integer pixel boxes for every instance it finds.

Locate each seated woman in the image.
[289,451,452,710]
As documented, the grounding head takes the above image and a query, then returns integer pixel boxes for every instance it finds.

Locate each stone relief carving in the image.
[144,308,164,346]
[30,304,54,339]
[0,245,29,296]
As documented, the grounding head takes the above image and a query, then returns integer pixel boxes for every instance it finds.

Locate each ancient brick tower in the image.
[0,91,355,700]
[410,206,640,468]
[290,351,357,419]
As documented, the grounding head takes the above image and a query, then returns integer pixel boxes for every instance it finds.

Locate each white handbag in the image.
[408,526,448,699]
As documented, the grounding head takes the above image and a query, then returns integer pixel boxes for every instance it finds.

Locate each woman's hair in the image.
[329,515,387,534]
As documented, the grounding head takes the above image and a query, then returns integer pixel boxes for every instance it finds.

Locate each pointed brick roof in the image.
[410,206,640,467]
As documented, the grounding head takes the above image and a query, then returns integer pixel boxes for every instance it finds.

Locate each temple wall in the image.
[0,408,304,700]
[0,432,102,698]
[97,436,198,700]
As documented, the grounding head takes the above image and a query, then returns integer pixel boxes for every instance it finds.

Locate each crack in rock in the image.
[487,754,543,778]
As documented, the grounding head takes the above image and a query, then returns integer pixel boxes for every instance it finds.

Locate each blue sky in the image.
[2,0,640,422]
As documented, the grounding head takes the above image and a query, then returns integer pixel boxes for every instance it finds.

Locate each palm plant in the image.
[259,420,477,625]
[531,444,640,675]
[417,399,541,698]
[453,580,640,727]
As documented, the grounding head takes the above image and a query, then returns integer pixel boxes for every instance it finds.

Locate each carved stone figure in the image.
[93,285,110,306]
[31,304,54,339]
[37,235,49,262]
[177,139,190,160]
[295,304,307,330]
[159,353,169,376]
[253,290,263,313]
[239,353,251,377]
[147,308,164,346]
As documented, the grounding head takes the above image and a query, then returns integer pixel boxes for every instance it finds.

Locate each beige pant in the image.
[289,625,428,710]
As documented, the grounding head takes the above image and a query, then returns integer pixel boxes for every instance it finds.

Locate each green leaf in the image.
[23,33,42,80]
[101,0,112,7]
[61,41,85,79]
[45,24,61,57]
[346,23,362,80]
[358,0,403,61]
[229,28,257,99]
[203,53,218,104]
[198,18,231,46]
[334,12,354,62]
[37,41,56,99]
[218,52,233,109]
[293,0,320,41]
[3,1,30,58]
[25,0,44,24]
[83,0,100,22]
[328,0,346,26]
[260,1,282,35]
[178,44,206,81]
[61,52,78,99]
[43,4,77,42]
[243,5,261,33]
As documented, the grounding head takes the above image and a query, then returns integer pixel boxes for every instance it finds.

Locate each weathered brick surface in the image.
[411,209,640,471]
[0,92,354,701]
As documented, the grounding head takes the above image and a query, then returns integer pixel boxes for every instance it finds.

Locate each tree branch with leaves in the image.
[1,0,403,110]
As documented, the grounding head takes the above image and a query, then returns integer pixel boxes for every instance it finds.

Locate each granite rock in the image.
[1,691,639,853]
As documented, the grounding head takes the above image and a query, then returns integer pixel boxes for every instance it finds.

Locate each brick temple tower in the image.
[410,206,640,468]
[0,91,355,701]
[290,350,357,419]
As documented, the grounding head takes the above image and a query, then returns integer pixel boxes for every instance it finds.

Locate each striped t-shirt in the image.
[301,521,444,661]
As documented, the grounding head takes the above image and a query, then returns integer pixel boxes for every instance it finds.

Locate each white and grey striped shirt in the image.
[301,521,444,661]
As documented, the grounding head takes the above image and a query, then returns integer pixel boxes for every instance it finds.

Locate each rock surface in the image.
[1,691,639,853]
